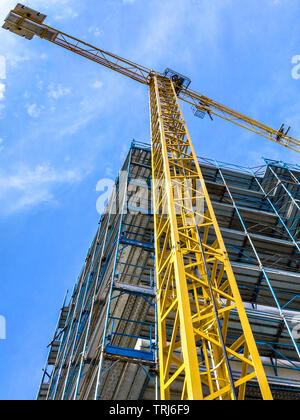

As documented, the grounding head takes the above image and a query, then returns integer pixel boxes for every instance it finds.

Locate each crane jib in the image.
[2,4,300,154]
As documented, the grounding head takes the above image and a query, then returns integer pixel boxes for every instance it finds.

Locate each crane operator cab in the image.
[163,68,191,96]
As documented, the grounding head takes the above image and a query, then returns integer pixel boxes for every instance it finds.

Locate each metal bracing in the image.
[47,215,109,400]
[39,142,300,399]
[150,75,272,400]
[248,168,300,254]
[94,149,133,398]
[37,291,69,400]
[214,160,300,363]
[280,161,300,184]
[41,144,157,399]
[61,223,105,400]
[262,159,300,242]
[47,266,90,400]
[41,143,158,401]
[94,145,157,401]
[72,182,117,400]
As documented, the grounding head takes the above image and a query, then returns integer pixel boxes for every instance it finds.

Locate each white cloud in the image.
[88,26,103,37]
[37,78,44,91]
[0,57,6,103]
[26,103,44,118]
[0,1,19,19]
[130,0,230,67]
[5,53,31,68]
[0,0,80,22]
[105,167,113,176]
[0,83,5,100]
[54,6,78,21]
[0,56,6,79]
[0,0,78,67]
[0,163,84,214]
[59,112,95,136]
[48,84,71,100]
[0,0,78,20]
[92,80,103,89]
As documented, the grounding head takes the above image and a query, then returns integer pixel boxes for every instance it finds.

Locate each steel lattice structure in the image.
[150,75,271,399]
[4,3,300,400]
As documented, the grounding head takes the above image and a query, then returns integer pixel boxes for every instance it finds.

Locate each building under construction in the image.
[37,141,300,400]
[3,4,300,401]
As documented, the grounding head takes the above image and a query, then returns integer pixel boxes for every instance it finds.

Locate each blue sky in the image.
[0,0,299,400]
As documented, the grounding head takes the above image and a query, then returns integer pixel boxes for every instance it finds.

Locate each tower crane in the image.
[4,3,300,401]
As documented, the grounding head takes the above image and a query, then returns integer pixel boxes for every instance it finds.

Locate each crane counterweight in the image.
[2,4,56,41]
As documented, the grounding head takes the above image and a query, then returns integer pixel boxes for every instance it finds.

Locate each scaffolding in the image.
[208,157,300,387]
[38,142,300,400]
[38,142,157,400]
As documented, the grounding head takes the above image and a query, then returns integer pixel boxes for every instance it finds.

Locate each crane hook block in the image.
[2,4,56,41]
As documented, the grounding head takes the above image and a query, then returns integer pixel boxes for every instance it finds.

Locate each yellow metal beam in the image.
[180,89,300,153]
[150,74,273,400]
[3,4,278,400]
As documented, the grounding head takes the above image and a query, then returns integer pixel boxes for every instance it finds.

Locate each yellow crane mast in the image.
[4,3,299,400]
